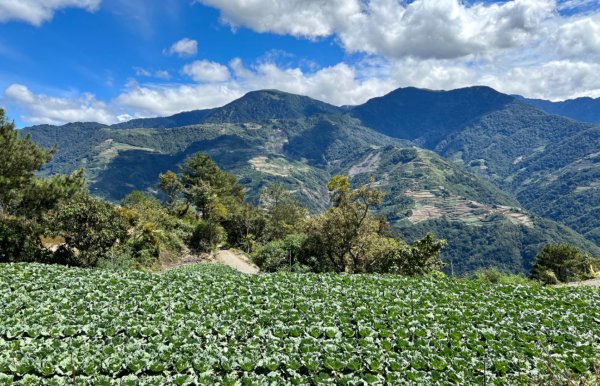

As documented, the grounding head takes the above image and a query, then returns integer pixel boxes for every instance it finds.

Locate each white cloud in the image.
[0,0,101,26]
[134,67,172,80]
[7,54,600,126]
[5,84,117,125]
[490,60,600,100]
[198,0,556,60]
[114,83,241,116]
[553,14,600,56]
[165,38,198,57]
[182,60,230,82]
[116,58,395,116]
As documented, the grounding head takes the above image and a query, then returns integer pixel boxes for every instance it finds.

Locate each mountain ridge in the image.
[19,85,600,273]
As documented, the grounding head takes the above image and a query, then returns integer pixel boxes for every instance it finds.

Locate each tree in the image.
[252,233,308,272]
[223,203,266,253]
[178,153,244,220]
[0,109,84,217]
[260,183,307,241]
[531,244,597,283]
[49,194,128,267]
[0,109,84,263]
[373,233,447,276]
[304,176,387,273]
[120,191,193,262]
[302,175,446,275]
[0,109,54,213]
[158,170,183,209]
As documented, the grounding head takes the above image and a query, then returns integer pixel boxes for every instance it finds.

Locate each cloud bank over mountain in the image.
[2,0,600,125]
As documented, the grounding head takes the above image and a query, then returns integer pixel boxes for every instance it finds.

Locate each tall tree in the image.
[260,183,307,241]
[0,109,84,262]
[178,153,244,220]
[305,176,386,273]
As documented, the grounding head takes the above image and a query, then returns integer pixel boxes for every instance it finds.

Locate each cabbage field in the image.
[0,263,599,385]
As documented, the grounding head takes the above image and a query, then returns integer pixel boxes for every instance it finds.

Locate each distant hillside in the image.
[111,89,341,130]
[349,86,599,246]
[517,95,600,124]
[349,86,514,148]
[347,146,599,275]
[509,127,600,244]
[20,87,600,274]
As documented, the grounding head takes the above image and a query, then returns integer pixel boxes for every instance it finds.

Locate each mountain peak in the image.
[349,85,515,147]
[203,89,341,123]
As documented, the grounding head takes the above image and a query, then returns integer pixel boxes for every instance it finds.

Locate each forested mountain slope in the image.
[21,87,600,274]
[517,95,600,124]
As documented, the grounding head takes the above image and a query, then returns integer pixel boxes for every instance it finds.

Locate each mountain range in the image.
[20,87,600,275]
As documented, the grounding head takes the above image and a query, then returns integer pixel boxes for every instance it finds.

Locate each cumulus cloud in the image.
[116,58,394,116]
[165,38,198,57]
[7,54,600,126]
[198,0,556,60]
[553,14,600,56]
[0,0,100,26]
[183,60,231,82]
[491,60,600,99]
[4,84,117,125]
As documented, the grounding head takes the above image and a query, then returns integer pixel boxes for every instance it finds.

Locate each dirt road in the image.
[215,250,259,274]
[560,278,600,288]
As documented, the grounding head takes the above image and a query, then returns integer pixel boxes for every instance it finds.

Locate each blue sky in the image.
[1,0,600,127]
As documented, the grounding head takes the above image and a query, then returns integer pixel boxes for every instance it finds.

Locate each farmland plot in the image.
[0,263,599,385]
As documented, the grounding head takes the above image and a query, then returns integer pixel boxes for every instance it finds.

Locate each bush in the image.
[48,194,128,267]
[252,233,309,272]
[0,215,47,263]
[189,221,226,252]
[531,244,596,283]
[96,245,137,271]
[471,267,536,285]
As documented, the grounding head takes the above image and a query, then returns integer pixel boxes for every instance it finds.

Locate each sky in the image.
[1,0,600,127]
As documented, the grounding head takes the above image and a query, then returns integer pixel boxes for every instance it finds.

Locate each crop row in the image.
[0,263,599,385]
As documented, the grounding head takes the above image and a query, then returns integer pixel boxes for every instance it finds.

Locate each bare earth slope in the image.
[215,250,259,274]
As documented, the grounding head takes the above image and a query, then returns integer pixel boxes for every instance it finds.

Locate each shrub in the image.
[531,244,596,283]
[0,215,47,263]
[471,267,536,285]
[49,194,128,267]
[190,220,226,252]
[252,233,309,272]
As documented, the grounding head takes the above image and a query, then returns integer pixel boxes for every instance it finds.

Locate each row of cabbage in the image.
[0,263,599,385]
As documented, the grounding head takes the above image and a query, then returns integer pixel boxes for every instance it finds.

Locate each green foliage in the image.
[252,233,308,272]
[0,215,47,263]
[531,244,597,284]
[0,109,84,263]
[1,263,599,384]
[157,170,183,208]
[48,194,128,267]
[304,176,389,273]
[179,153,244,220]
[470,267,536,285]
[120,191,193,263]
[260,183,307,241]
[189,220,226,252]
[301,176,446,275]
[375,233,447,276]
[221,203,266,252]
[0,109,54,211]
